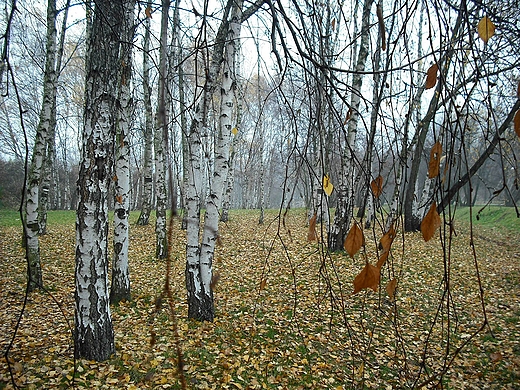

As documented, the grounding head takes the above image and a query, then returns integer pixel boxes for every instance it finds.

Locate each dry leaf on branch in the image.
[428,141,442,178]
[323,175,334,196]
[376,251,389,269]
[308,214,317,242]
[344,222,365,257]
[145,6,153,18]
[371,175,384,198]
[379,224,396,253]
[386,279,397,300]
[425,64,439,89]
[421,202,441,242]
[353,263,380,294]
[514,110,520,139]
[477,16,495,43]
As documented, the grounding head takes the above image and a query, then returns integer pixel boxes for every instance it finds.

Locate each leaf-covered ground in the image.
[1,209,519,389]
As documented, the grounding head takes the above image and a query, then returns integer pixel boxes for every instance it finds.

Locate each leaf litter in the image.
[0,210,519,389]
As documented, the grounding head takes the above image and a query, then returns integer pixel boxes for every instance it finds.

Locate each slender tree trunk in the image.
[137,1,154,226]
[328,0,373,251]
[75,0,123,361]
[24,0,57,291]
[155,0,169,259]
[111,0,134,305]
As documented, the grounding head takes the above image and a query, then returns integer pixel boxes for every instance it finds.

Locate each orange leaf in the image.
[379,224,396,253]
[353,263,380,294]
[308,214,317,242]
[425,63,438,89]
[344,107,352,124]
[259,278,267,290]
[477,16,495,43]
[428,141,443,178]
[145,6,153,18]
[344,222,365,257]
[376,251,389,269]
[370,175,383,198]
[116,195,123,204]
[386,279,397,300]
[421,201,441,242]
[514,110,520,139]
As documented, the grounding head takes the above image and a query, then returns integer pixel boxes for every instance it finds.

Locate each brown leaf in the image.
[259,278,267,291]
[308,213,317,241]
[379,224,396,253]
[386,279,397,300]
[331,18,336,30]
[145,6,153,18]
[210,272,220,290]
[344,107,352,124]
[353,263,380,294]
[425,63,439,89]
[421,202,441,242]
[376,251,389,269]
[116,195,123,204]
[477,16,495,43]
[344,222,365,257]
[376,5,386,51]
[370,175,383,198]
[428,141,443,178]
[490,351,503,362]
[514,110,520,139]
[517,81,520,98]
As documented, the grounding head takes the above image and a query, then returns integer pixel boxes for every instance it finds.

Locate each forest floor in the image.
[0,209,519,389]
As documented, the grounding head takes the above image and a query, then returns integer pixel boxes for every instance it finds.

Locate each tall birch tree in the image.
[111,0,135,304]
[24,0,57,292]
[75,0,123,361]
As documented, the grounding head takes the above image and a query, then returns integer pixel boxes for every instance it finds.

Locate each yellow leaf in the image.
[344,222,365,257]
[425,63,438,89]
[323,175,334,196]
[478,16,495,43]
[232,127,238,135]
[421,201,441,242]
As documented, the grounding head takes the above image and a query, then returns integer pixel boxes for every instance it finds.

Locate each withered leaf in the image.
[116,195,123,204]
[428,141,443,178]
[376,251,389,269]
[344,222,365,257]
[371,175,384,198]
[421,201,441,242]
[259,278,267,291]
[379,224,396,253]
[353,263,380,294]
[477,16,495,43]
[386,279,397,300]
[308,213,317,242]
[376,5,386,51]
[145,6,153,18]
[514,110,520,139]
[425,63,439,89]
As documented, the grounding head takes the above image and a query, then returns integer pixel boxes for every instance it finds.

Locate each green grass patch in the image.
[455,206,520,233]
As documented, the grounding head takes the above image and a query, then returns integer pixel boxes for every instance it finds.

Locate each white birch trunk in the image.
[24,0,57,291]
[75,0,122,361]
[137,3,154,226]
[186,1,242,321]
[111,0,134,304]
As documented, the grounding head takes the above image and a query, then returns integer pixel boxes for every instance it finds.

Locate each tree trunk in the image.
[24,0,58,292]
[137,1,154,226]
[154,0,169,259]
[111,0,134,305]
[328,0,373,251]
[75,0,123,361]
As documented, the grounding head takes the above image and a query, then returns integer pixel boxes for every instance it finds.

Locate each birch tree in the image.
[137,0,154,226]
[110,0,135,305]
[24,0,57,292]
[185,0,244,321]
[75,0,123,361]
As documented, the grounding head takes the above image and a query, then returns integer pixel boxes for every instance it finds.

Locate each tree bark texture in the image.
[24,0,57,291]
[111,0,135,305]
[75,0,123,361]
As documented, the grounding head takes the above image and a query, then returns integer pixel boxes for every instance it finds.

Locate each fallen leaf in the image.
[386,279,397,300]
[353,263,380,294]
[344,222,365,257]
